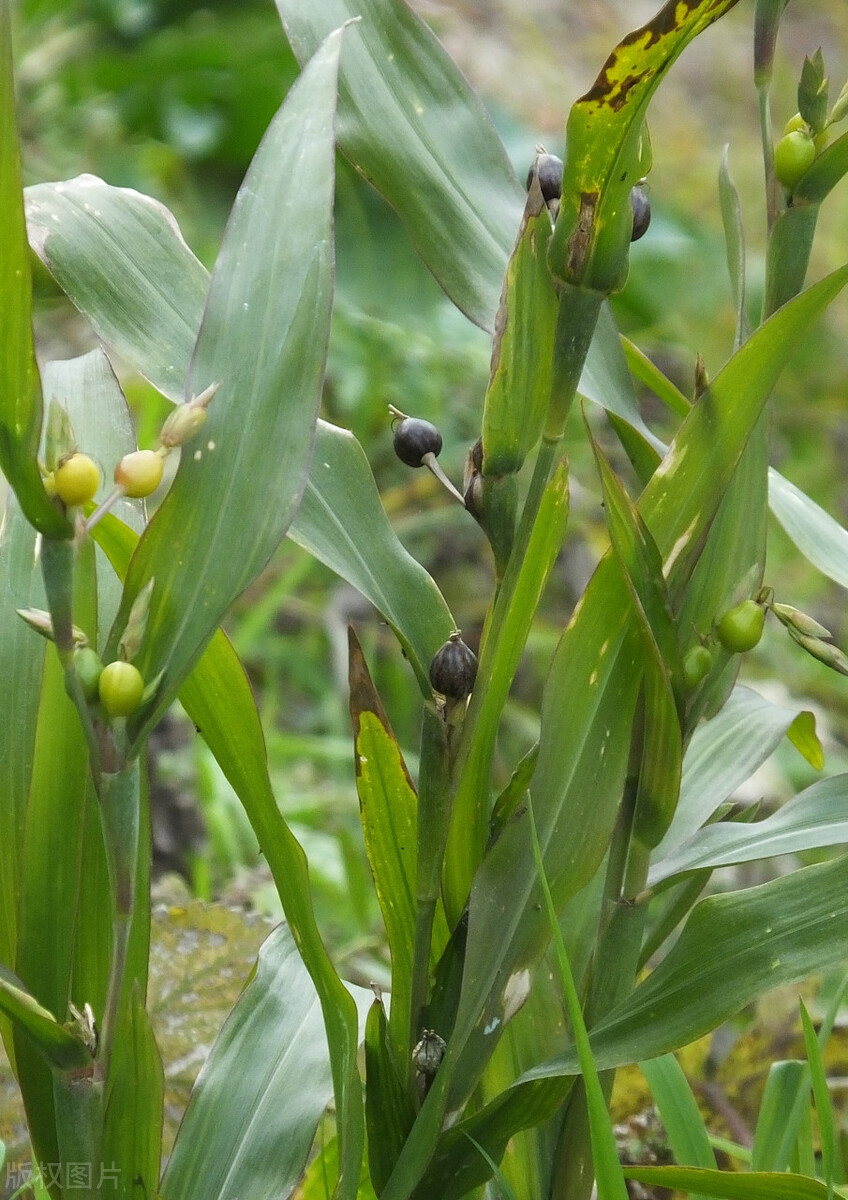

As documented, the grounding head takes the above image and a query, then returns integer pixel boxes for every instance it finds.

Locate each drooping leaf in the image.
[292,423,455,691]
[655,685,815,859]
[623,1166,844,1199]
[649,774,848,886]
[0,0,68,537]
[768,467,848,590]
[521,852,848,1080]
[274,0,524,331]
[26,177,455,696]
[105,31,343,750]
[26,176,208,404]
[162,923,371,1200]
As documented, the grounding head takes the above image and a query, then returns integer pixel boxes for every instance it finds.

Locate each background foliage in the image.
[4,0,848,1191]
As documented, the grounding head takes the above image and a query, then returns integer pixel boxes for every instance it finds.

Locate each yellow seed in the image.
[53,454,100,506]
[115,450,165,498]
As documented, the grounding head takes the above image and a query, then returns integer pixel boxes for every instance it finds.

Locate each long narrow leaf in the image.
[274,0,524,331]
[107,31,344,750]
[649,774,848,886]
[26,180,455,692]
[0,0,67,536]
[162,924,371,1200]
[655,685,817,859]
[348,630,417,1061]
[521,852,848,1080]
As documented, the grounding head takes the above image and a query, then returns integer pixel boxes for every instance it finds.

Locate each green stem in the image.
[95,760,139,1087]
[442,286,603,924]
[762,202,819,317]
[409,705,451,1078]
[52,1071,103,1200]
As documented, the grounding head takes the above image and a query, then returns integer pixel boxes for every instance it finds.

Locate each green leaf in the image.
[768,467,848,590]
[582,305,661,445]
[548,0,739,291]
[432,264,848,1145]
[14,600,94,1172]
[348,630,417,1062]
[364,997,415,1194]
[795,128,848,204]
[649,774,848,886]
[27,182,454,699]
[103,983,163,1200]
[528,800,629,1200]
[655,686,816,859]
[786,710,824,770]
[0,497,45,997]
[274,0,523,332]
[588,426,682,848]
[415,1075,569,1200]
[719,145,750,347]
[522,853,848,1079]
[106,31,343,748]
[0,0,68,537]
[623,1166,844,1199]
[752,1059,807,1172]
[87,513,366,1198]
[0,966,90,1072]
[292,422,455,691]
[26,176,208,404]
[640,1054,716,1193]
[162,923,370,1200]
[800,1000,837,1196]
[481,176,558,474]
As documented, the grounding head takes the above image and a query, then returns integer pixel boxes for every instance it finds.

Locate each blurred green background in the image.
[10,0,848,973]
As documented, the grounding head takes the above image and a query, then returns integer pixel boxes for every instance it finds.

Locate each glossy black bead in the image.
[393,417,443,467]
[527,154,563,203]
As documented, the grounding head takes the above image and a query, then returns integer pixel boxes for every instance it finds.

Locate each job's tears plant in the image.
[4,0,848,1197]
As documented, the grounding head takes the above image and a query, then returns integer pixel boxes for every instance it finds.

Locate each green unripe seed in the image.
[716,600,766,655]
[774,130,816,189]
[74,647,104,703]
[115,449,164,498]
[683,644,713,691]
[99,660,145,717]
[54,453,100,507]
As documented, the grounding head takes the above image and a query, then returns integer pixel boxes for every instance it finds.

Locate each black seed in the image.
[630,184,651,241]
[429,633,478,700]
[393,417,443,467]
[527,154,563,203]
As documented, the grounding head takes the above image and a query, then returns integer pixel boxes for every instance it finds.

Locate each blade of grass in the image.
[526,795,628,1200]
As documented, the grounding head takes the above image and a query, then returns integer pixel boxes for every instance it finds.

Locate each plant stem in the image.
[442,286,602,923]
[95,759,140,1087]
[409,705,451,1076]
